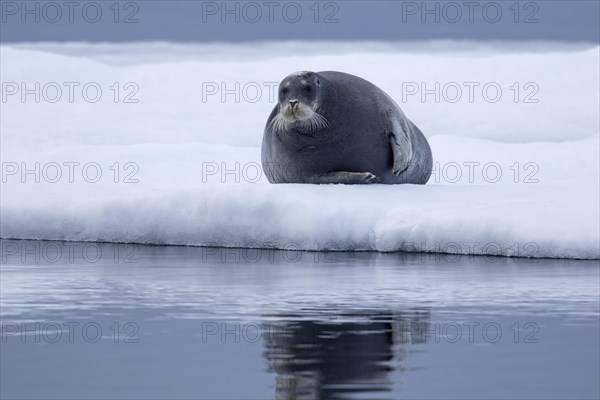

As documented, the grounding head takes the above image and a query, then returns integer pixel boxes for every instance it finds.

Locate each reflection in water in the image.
[1,240,598,399]
[263,309,431,399]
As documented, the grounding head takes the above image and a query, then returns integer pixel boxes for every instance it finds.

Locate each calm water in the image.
[1,240,599,399]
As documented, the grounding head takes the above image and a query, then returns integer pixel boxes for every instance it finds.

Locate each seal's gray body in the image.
[261,71,433,184]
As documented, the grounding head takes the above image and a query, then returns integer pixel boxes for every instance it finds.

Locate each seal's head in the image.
[269,71,329,134]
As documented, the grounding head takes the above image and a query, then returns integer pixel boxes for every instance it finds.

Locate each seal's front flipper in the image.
[389,133,413,176]
[312,171,380,184]
[389,118,414,175]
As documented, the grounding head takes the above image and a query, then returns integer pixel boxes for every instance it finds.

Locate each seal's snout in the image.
[289,99,299,109]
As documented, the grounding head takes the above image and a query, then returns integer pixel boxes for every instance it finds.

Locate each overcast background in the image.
[0,0,598,43]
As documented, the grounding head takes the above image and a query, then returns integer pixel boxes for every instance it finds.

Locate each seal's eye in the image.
[304,85,312,93]
[282,88,288,95]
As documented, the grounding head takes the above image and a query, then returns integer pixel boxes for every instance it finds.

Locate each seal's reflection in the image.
[262,309,431,400]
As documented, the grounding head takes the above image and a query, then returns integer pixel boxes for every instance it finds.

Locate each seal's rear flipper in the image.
[312,172,380,184]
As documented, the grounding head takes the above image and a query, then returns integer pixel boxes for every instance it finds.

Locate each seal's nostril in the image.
[289,99,298,108]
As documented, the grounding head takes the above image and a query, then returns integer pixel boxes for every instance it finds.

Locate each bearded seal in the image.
[261,71,433,184]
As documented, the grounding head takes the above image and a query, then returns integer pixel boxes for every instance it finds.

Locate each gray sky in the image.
[0,0,599,42]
